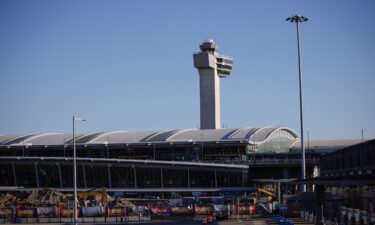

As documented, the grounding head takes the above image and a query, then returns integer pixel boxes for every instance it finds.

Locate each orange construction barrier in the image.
[207,215,213,222]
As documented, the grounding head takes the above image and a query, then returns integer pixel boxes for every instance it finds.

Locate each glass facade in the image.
[256,137,294,153]
[0,161,246,189]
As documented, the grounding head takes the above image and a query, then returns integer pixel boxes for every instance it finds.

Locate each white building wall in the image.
[199,68,221,129]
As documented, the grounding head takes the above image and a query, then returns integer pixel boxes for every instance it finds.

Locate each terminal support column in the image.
[12,163,17,186]
[133,166,137,188]
[316,185,325,225]
[160,167,164,188]
[187,168,190,188]
[214,169,217,188]
[82,164,87,188]
[34,163,39,188]
[108,165,112,188]
[58,163,62,188]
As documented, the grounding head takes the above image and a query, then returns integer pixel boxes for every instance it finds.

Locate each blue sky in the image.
[0,0,374,140]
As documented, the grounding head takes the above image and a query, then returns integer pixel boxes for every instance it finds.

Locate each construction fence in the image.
[0,204,256,223]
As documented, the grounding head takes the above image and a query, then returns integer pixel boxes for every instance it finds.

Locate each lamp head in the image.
[73,116,86,122]
[286,15,309,23]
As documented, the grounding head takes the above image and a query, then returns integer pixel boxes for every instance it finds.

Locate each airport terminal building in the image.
[0,127,361,196]
[0,127,295,193]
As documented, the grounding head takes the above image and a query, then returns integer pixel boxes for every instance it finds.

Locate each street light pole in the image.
[286,15,308,192]
[73,116,85,225]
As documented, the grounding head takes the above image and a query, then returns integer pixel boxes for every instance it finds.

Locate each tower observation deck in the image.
[193,39,233,129]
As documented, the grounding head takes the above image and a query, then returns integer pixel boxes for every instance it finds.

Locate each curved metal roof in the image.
[0,127,299,147]
[143,129,182,142]
[92,131,157,144]
[1,133,69,146]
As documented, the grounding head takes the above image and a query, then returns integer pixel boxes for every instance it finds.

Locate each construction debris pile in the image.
[0,193,18,207]
[26,189,65,206]
[0,188,134,208]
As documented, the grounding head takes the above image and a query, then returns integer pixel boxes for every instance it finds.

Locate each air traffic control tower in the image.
[193,39,233,129]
